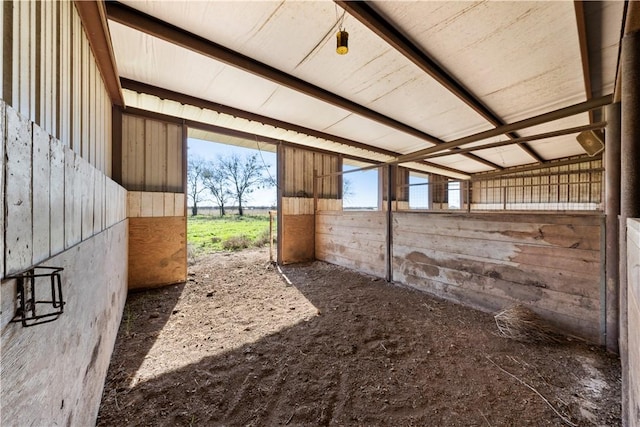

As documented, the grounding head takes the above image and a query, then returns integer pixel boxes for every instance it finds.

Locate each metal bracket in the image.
[9,267,65,327]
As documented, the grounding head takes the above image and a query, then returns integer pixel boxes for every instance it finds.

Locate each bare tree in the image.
[187,156,208,216]
[219,153,270,216]
[202,160,232,216]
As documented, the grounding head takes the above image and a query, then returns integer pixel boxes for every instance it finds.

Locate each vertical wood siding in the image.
[2,102,127,277]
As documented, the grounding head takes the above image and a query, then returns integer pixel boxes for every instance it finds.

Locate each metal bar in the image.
[394,95,612,164]
[337,0,542,163]
[422,122,606,160]
[471,155,601,180]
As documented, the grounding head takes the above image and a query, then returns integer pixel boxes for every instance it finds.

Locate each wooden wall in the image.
[1,2,127,425]
[127,191,187,290]
[627,219,640,426]
[118,112,187,288]
[316,211,386,278]
[1,221,128,427]
[279,146,340,264]
[393,212,603,342]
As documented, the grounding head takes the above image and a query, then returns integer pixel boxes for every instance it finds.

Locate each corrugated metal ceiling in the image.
[106,0,625,177]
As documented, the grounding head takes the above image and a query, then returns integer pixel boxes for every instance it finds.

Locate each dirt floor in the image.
[97,247,621,426]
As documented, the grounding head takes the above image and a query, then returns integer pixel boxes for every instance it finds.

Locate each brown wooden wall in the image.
[279,146,340,264]
[119,113,183,192]
[393,212,603,342]
[627,219,640,426]
[315,211,386,278]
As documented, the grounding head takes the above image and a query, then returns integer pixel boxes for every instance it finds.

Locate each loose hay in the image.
[494,305,564,344]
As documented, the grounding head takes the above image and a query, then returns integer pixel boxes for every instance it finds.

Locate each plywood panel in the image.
[50,137,65,255]
[128,217,187,289]
[32,123,50,265]
[281,214,315,264]
[627,219,640,427]
[5,107,33,275]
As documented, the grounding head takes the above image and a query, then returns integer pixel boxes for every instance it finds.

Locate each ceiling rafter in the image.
[106,1,503,171]
[574,1,594,123]
[120,79,471,177]
[336,0,544,164]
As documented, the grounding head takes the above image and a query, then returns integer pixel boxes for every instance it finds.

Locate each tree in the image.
[219,153,270,216]
[201,160,233,216]
[187,156,208,216]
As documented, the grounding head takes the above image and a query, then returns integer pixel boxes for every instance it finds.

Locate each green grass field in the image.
[187,214,274,254]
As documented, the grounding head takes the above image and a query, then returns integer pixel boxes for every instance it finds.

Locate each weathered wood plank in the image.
[315,250,385,279]
[81,160,94,240]
[127,191,141,218]
[64,148,81,248]
[163,193,175,217]
[50,137,65,255]
[627,287,640,427]
[93,172,104,234]
[5,107,33,275]
[174,193,185,216]
[140,192,153,217]
[128,217,186,289]
[152,192,164,217]
[166,123,182,191]
[0,102,5,277]
[316,233,386,254]
[32,123,50,265]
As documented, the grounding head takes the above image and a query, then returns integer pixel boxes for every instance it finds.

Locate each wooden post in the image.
[269,210,275,263]
[619,29,640,426]
[605,101,621,353]
[313,169,318,213]
[385,165,393,282]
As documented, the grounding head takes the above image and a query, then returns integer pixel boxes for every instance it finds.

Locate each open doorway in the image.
[185,135,278,263]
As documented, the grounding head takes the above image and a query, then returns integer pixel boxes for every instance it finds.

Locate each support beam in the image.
[619,29,640,427]
[471,155,601,180]
[605,102,621,353]
[107,2,503,171]
[395,95,612,164]
[336,0,543,163]
[574,1,594,123]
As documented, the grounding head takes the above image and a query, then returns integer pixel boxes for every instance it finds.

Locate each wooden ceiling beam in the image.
[106,1,503,171]
[574,1,594,123]
[336,0,543,163]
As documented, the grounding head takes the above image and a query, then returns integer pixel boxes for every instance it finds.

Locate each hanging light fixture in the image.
[336,29,349,55]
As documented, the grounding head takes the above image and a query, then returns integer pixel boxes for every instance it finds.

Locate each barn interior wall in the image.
[316,209,604,343]
[117,113,187,289]
[627,219,640,426]
[1,1,128,424]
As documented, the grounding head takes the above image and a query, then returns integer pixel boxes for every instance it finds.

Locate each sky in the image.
[187,137,462,209]
[188,137,382,208]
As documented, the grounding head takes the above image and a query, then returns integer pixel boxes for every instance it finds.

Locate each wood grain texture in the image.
[627,219,640,426]
[281,214,315,264]
[32,123,50,265]
[5,107,33,275]
[128,217,187,289]
[50,137,65,255]
[315,211,386,278]
[393,212,602,342]
[1,221,128,427]
[0,101,5,278]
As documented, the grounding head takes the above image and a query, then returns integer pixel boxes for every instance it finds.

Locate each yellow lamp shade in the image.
[336,30,348,55]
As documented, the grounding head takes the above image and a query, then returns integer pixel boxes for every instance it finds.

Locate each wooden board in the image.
[315,211,386,278]
[50,136,65,255]
[32,123,50,265]
[0,101,4,278]
[5,107,33,275]
[627,219,640,426]
[281,214,315,264]
[128,217,187,289]
[1,221,128,427]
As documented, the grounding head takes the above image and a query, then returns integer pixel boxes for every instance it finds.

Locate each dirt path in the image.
[97,247,620,426]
